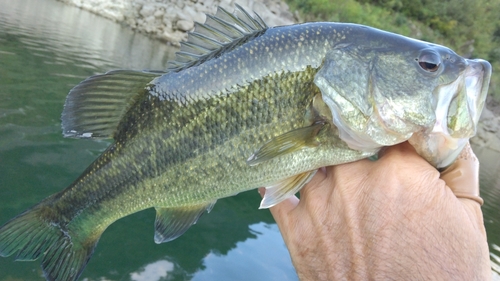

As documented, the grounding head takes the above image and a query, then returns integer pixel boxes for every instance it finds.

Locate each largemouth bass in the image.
[0,5,491,281]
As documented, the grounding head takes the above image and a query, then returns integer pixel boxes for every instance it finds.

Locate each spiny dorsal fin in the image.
[62,70,163,139]
[166,4,268,72]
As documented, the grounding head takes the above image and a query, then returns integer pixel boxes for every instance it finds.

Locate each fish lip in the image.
[424,58,491,168]
[464,59,492,124]
[433,58,491,137]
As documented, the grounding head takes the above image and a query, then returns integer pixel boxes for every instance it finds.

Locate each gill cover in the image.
[314,43,437,152]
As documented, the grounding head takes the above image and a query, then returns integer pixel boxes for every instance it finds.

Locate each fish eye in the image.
[419,61,439,72]
[416,52,441,72]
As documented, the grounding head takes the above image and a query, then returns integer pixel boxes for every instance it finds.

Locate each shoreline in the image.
[56,0,296,45]
[56,0,500,151]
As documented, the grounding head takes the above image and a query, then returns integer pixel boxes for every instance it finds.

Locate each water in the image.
[0,0,295,280]
[0,0,498,280]
[474,146,500,278]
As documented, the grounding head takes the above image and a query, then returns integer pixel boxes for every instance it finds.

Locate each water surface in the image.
[0,0,295,280]
[0,0,498,280]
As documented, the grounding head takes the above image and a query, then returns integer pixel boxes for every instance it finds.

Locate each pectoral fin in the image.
[247,122,325,166]
[154,201,216,244]
[260,170,317,209]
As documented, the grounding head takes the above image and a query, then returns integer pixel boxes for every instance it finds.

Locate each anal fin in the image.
[260,170,317,209]
[154,201,216,244]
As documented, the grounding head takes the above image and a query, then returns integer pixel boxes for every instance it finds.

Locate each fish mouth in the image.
[411,59,492,168]
[464,59,491,125]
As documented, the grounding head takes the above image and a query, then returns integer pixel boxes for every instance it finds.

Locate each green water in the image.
[0,0,498,280]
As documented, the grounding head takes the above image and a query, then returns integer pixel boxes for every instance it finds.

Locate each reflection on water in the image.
[0,2,293,280]
[130,260,175,281]
[190,223,296,281]
[0,0,499,280]
[0,0,176,221]
[0,0,172,72]
[473,145,500,279]
[122,223,295,281]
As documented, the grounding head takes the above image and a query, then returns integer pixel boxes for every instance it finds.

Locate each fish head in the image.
[314,26,492,167]
[409,58,491,167]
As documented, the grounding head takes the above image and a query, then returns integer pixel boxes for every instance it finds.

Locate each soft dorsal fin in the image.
[61,5,268,140]
[61,70,163,139]
[166,4,268,72]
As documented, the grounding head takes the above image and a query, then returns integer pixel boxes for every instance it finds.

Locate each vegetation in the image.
[285,0,500,100]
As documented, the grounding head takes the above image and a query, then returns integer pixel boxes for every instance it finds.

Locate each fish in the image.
[0,4,491,281]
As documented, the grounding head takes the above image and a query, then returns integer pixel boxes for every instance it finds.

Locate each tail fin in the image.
[0,205,99,281]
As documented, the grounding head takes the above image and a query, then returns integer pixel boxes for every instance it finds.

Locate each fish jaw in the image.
[464,59,491,126]
[410,59,492,168]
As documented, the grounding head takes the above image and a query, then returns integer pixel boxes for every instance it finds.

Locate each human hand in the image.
[261,142,491,281]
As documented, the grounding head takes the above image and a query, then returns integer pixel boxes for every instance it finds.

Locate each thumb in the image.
[439,142,483,206]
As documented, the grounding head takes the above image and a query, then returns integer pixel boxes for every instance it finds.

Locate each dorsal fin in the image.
[61,70,163,139]
[166,4,268,72]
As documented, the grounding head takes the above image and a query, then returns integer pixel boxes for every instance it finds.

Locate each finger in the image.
[440,142,483,206]
[378,141,418,159]
[298,166,327,199]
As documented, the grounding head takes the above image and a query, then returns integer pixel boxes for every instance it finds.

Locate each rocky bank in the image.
[474,104,500,151]
[57,0,500,151]
[57,0,296,44]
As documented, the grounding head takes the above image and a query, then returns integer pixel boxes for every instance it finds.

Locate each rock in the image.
[154,9,165,18]
[470,107,500,152]
[183,5,197,17]
[57,0,297,44]
[176,19,194,32]
[162,30,186,46]
[175,9,191,22]
[139,4,156,18]
[201,0,215,8]
[165,6,182,22]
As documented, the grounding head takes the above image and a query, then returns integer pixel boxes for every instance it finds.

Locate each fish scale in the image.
[0,4,491,281]
[62,64,324,234]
